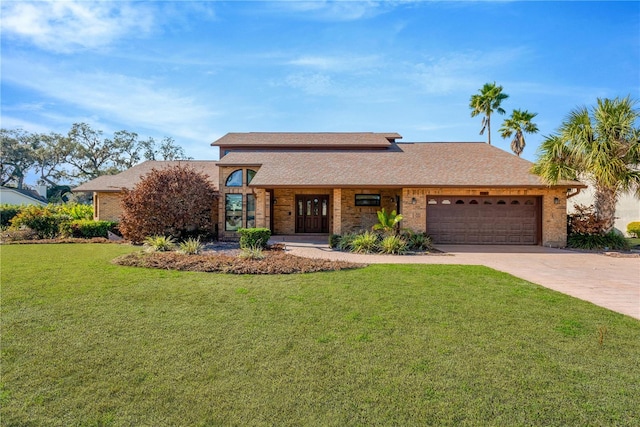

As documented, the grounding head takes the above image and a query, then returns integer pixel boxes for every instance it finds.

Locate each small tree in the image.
[119,165,217,242]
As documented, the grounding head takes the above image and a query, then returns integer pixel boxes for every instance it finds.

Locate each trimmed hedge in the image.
[238,228,271,249]
[627,221,640,238]
[60,219,118,238]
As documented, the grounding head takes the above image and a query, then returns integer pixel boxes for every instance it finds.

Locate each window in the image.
[355,194,381,206]
[246,194,256,228]
[225,194,243,231]
[511,200,520,205]
[247,169,257,185]
[497,200,506,205]
[469,200,479,204]
[428,199,437,205]
[442,199,451,205]
[225,169,243,187]
[455,200,464,204]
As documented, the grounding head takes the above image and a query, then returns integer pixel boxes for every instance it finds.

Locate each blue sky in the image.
[1,0,638,162]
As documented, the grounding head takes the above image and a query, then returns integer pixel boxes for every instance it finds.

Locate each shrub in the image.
[0,205,22,227]
[379,235,408,255]
[144,235,176,252]
[178,237,204,255]
[57,203,93,220]
[568,204,607,235]
[372,208,403,235]
[627,221,640,238]
[403,230,433,251]
[238,228,271,249]
[567,232,630,251]
[60,219,117,238]
[239,244,265,260]
[119,165,217,243]
[337,232,357,251]
[328,234,341,249]
[9,205,69,239]
[351,231,380,254]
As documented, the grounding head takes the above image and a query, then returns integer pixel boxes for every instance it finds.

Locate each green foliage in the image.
[60,219,117,238]
[499,109,539,157]
[0,227,38,242]
[627,221,640,238]
[379,235,408,254]
[337,232,357,251]
[328,234,341,248]
[372,208,403,235]
[238,227,271,249]
[469,82,509,145]
[0,204,22,227]
[57,203,93,220]
[402,230,434,251]
[178,237,204,255]
[9,205,69,238]
[144,235,176,252]
[567,232,630,250]
[238,244,266,260]
[350,231,380,254]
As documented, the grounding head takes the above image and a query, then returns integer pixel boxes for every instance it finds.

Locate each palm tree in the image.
[469,82,509,145]
[499,109,539,156]
[532,96,640,232]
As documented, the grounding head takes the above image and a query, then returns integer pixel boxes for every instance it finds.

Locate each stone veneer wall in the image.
[400,187,569,247]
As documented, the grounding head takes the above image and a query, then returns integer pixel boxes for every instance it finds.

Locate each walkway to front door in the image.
[295,195,329,233]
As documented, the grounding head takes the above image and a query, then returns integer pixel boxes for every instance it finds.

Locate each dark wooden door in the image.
[296,195,329,233]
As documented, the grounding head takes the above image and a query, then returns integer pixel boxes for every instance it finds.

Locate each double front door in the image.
[295,195,329,233]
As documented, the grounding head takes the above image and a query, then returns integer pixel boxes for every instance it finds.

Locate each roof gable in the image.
[73,160,219,192]
[212,132,400,149]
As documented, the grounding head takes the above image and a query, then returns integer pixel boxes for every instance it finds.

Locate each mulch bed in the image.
[112,251,365,274]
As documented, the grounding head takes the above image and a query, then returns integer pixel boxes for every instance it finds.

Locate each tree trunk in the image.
[487,115,491,145]
[594,184,618,233]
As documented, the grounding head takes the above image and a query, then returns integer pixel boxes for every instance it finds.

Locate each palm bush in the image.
[337,233,357,251]
[567,232,629,251]
[144,235,176,252]
[379,235,408,255]
[351,231,380,254]
[373,209,403,235]
[402,230,433,251]
[178,237,203,255]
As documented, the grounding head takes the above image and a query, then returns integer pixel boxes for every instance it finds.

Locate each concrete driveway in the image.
[273,237,640,320]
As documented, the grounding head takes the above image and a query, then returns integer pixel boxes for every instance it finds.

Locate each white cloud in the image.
[2,57,217,144]
[0,1,154,53]
[266,0,390,21]
[287,54,381,72]
[283,72,335,96]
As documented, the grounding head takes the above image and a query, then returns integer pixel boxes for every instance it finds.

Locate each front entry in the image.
[295,195,329,233]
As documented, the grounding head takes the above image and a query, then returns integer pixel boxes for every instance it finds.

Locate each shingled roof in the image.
[217,142,583,188]
[73,160,219,192]
[212,132,401,149]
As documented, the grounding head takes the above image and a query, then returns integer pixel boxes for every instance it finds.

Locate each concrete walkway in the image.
[269,236,640,320]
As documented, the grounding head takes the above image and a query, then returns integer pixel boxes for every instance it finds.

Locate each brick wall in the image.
[95,192,123,221]
[401,187,568,247]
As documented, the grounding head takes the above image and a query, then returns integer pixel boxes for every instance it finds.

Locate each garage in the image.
[426,196,541,245]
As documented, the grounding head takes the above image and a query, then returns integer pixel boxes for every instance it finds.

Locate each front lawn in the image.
[2,244,639,426]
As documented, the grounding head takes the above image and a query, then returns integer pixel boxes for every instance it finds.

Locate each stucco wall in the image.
[569,187,640,236]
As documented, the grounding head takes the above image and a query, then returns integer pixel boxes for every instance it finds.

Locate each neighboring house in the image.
[73,160,219,222]
[569,187,640,236]
[0,186,48,206]
[75,133,585,247]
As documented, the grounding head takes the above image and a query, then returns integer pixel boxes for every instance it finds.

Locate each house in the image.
[0,186,48,206]
[74,132,584,247]
[73,160,219,222]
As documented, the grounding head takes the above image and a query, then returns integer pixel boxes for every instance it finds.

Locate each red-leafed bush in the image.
[568,204,607,235]
[119,165,217,242]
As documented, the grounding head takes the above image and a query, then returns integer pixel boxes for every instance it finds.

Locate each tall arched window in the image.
[225,169,243,187]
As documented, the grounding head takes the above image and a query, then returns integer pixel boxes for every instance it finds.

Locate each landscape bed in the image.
[2,243,639,426]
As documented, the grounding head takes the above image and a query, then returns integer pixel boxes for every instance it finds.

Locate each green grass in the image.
[2,244,639,426]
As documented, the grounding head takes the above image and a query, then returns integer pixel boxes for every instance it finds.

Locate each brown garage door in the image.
[426,196,540,245]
